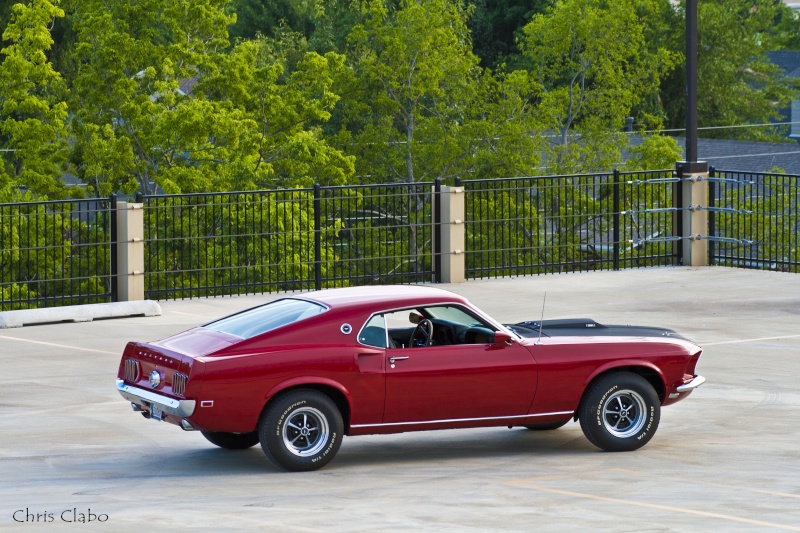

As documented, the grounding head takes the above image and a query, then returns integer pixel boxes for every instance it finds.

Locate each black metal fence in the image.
[139,182,435,299]
[2,168,798,310]
[460,170,679,278]
[708,168,799,272]
[0,197,115,311]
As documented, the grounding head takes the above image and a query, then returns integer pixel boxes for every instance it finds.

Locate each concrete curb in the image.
[0,300,162,328]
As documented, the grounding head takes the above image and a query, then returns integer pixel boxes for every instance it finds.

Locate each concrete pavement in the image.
[1,266,799,532]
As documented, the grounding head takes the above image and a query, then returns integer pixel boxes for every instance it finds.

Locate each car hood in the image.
[505,318,691,342]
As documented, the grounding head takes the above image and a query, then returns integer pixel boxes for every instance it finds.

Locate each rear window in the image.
[203,298,327,339]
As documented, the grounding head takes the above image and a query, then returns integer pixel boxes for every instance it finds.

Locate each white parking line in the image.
[0,334,118,355]
[505,480,800,531]
[703,333,800,346]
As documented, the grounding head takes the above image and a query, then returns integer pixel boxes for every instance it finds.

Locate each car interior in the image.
[358,306,497,349]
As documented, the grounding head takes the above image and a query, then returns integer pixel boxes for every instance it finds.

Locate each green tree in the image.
[67,0,352,195]
[337,0,544,184]
[662,0,798,140]
[67,0,239,195]
[520,0,679,175]
[227,0,316,42]
[0,0,72,199]
[466,0,553,70]
[199,34,354,188]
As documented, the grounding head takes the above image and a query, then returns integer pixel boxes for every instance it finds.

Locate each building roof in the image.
[674,137,800,174]
[767,50,800,78]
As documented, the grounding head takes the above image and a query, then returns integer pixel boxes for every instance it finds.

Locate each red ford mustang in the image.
[116,286,705,471]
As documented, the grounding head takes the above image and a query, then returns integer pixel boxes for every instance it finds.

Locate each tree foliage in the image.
[0,0,72,199]
[520,0,680,174]
[3,0,796,201]
[66,0,352,197]
[662,0,799,140]
[334,0,544,184]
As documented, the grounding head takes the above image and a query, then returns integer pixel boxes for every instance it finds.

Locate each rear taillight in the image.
[124,359,141,382]
[172,372,188,395]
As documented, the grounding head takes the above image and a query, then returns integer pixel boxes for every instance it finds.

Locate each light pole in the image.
[679,0,707,173]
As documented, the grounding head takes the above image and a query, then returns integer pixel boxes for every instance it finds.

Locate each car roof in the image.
[295,285,469,311]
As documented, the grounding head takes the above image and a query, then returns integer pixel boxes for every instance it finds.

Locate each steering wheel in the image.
[410,318,434,347]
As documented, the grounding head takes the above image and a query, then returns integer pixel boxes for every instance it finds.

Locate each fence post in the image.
[116,201,145,301]
[437,185,465,283]
[314,184,322,291]
[612,169,620,271]
[109,194,118,302]
[708,166,716,265]
[433,178,442,283]
[673,166,684,265]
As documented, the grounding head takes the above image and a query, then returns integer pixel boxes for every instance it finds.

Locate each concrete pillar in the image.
[682,172,709,266]
[117,202,145,301]
[439,186,465,283]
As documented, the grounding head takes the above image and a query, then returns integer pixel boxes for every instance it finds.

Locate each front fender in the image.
[583,359,667,400]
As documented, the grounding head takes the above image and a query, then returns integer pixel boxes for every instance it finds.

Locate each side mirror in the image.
[492,331,514,347]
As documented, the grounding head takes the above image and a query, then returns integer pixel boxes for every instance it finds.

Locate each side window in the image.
[358,314,388,348]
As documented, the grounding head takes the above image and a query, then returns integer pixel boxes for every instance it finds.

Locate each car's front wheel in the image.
[201,430,260,450]
[259,389,344,472]
[579,372,660,452]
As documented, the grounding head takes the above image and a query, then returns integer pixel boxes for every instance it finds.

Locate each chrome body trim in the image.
[676,375,706,393]
[116,379,196,417]
[350,411,574,429]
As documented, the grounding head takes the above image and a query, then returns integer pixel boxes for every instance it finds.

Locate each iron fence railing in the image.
[138,181,435,299]
[0,196,115,311]
[319,182,435,288]
[460,170,679,278]
[3,168,798,310]
[708,168,799,272]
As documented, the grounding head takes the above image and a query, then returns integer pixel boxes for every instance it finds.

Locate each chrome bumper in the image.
[676,375,706,393]
[116,379,196,417]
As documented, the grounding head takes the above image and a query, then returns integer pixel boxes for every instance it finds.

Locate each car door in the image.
[382,322,537,425]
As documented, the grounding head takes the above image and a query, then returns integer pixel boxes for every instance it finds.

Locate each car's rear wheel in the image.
[259,389,344,472]
[201,430,260,450]
[579,372,660,452]
[524,419,570,431]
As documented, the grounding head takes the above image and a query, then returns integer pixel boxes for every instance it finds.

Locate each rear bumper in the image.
[676,375,706,393]
[116,379,196,417]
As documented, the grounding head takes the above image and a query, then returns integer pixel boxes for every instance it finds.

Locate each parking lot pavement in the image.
[2,266,800,532]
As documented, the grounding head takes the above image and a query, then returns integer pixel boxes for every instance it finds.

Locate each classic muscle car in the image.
[116,285,704,471]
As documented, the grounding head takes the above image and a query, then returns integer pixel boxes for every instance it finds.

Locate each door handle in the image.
[388,355,409,368]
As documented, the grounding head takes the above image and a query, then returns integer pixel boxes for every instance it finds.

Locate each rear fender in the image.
[260,377,353,430]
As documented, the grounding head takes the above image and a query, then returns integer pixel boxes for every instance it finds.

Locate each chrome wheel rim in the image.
[601,389,647,438]
[282,407,329,457]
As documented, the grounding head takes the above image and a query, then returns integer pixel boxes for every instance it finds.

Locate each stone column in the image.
[116,202,145,301]
[439,186,465,283]
[677,162,709,266]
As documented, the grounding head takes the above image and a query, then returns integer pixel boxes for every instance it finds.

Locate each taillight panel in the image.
[172,372,188,395]
[124,359,141,382]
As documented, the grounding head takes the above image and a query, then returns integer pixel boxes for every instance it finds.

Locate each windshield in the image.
[203,298,326,339]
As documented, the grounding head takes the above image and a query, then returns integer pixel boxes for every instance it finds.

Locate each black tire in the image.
[258,389,344,472]
[524,419,570,431]
[201,430,260,450]
[579,372,660,452]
